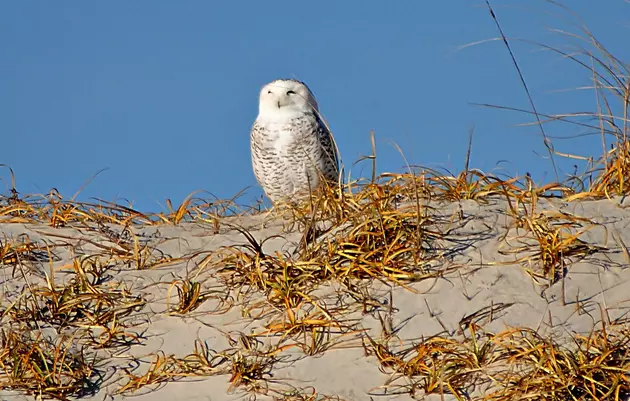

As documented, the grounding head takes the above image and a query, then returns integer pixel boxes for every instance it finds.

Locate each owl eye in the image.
[267,90,273,94]
[286,90,296,95]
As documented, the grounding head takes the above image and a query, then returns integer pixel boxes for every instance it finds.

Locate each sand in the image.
[1,195,629,401]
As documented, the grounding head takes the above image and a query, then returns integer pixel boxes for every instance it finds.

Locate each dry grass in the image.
[363,320,630,400]
[485,324,630,401]
[117,336,291,397]
[495,186,607,291]
[0,330,100,400]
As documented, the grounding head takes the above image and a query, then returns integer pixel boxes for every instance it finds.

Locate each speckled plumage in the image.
[250,79,339,203]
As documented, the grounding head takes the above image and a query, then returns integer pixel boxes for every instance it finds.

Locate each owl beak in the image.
[277,100,282,108]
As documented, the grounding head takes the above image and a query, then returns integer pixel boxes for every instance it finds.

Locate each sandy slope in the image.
[1,196,629,401]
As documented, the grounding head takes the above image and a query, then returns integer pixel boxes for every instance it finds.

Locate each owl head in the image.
[257,79,319,119]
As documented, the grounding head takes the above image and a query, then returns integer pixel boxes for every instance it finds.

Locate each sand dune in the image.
[1,193,629,401]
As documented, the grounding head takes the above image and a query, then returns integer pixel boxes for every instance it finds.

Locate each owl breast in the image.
[250,113,338,203]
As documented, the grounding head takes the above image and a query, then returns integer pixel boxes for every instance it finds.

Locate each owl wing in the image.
[314,115,340,182]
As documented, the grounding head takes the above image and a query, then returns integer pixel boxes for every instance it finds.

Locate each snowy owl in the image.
[250,79,339,203]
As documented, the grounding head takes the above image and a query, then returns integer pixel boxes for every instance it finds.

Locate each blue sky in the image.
[2,1,629,211]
